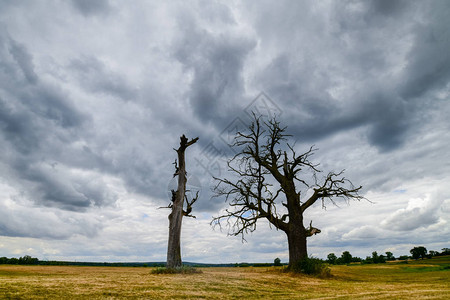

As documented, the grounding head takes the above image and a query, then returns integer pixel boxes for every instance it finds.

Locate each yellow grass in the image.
[0,257,449,299]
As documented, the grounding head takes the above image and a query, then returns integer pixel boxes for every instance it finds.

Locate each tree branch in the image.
[183,190,199,218]
[301,171,363,212]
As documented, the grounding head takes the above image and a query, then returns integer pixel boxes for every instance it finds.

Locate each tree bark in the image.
[166,135,198,268]
[287,220,307,269]
[284,183,308,268]
[285,200,308,269]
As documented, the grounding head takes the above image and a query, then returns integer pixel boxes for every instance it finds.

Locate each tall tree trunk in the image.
[166,135,198,268]
[284,186,308,269]
[287,215,307,269]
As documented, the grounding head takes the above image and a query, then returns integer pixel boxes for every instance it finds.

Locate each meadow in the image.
[0,256,449,299]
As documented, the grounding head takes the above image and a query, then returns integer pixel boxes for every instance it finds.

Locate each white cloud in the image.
[342,225,383,240]
[381,189,447,231]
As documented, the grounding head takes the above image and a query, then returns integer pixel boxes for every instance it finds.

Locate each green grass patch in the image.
[401,265,450,272]
[151,265,202,274]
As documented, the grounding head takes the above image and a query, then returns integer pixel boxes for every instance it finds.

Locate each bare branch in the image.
[301,171,363,212]
[172,160,179,177]
[183,190,199,218]
[178,135,199,153]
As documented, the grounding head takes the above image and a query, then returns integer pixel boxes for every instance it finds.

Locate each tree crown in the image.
[212,114,364,239]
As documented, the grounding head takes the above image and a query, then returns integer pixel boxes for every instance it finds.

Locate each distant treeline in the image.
[0,255,39,265]
[0,256,276,268]
[0,256,164,267]
[326,247,450,265]
[0,256,165,267]
[2,247,448,267]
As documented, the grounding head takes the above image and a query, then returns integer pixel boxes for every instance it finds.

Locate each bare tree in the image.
[166,134,199,268]
[212,115,363,270]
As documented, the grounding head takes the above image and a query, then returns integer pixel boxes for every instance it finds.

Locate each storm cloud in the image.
[0,1,449,262]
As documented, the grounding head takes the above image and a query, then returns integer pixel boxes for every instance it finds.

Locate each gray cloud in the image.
[400,5,450,100]
[0,26,115,212]
[245,1,449,153]
[71,0,111,17]
[368,0,405,17]
[173,8,256,128]
[0,198,102,239]
[69,56,138,101]
[7,37,38,84]
[0,1,449,262]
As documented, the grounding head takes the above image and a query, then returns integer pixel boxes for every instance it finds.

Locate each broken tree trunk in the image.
[166,134,198,268]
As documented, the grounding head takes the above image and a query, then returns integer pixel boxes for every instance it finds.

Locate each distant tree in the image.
[212,114,363,270]
[274,257,282,266]
[410,246,427,260]
[372,251,379,263]
[364,256,373,264]
[341,251,352,264]
[0,257,8,264]
[441,248,450,255]
[398,255,409,261]
[327,253,337,265]
[371,251,385,264]
[165,135,199,268]
[429,250,438,257]
[385,251,395,261]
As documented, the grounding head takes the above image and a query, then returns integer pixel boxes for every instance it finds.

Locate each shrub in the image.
[236,263,250,267]
[289,257,331,278]
[151,266,202,274]
[364,256,373,264]
[274,257,282,266]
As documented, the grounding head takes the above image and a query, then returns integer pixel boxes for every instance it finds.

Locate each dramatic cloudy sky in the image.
[1,0,449,263]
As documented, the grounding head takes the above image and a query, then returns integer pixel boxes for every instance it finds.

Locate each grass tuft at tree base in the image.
[151,265,202,274]
[286,256,331,278]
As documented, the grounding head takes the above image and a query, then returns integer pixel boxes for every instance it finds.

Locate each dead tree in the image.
[212,114,363,270]
[166,134,198,268]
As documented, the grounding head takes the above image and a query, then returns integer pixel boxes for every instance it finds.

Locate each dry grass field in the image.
[0,256,449,299]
